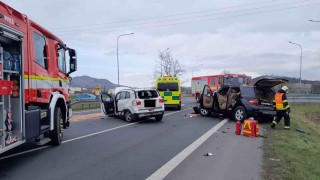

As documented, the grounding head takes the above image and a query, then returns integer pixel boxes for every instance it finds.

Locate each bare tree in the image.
[221,69,231,74]
[154,51,185,79]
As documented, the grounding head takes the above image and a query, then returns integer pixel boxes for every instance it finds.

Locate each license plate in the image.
[149,109,154,112]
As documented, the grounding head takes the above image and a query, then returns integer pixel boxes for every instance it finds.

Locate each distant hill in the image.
[70,75,117,90]
[253,75,319,85]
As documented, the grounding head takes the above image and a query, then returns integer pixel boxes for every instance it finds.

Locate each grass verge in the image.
[262,104,320,179]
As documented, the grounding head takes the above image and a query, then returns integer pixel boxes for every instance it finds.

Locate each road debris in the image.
[296,128,305,133]
[187,114,199,118]
[222,131,227,133]
[269,158,280,162]
[203,153,213,156]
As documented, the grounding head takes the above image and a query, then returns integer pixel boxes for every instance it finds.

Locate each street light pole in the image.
[160,48,169,76]
[117,33,134,87]
[191,64,203,78]
[289,41,303,93]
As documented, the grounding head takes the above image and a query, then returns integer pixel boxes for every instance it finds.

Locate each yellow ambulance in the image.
[156,76,181,110]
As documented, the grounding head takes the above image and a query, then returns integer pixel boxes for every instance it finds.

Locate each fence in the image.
[71,100,100,110]
[287,95,320,104]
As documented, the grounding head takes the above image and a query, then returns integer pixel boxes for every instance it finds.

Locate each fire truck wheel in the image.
[234,106,247,122]
[50,107,63,145]
[200,108,211,116]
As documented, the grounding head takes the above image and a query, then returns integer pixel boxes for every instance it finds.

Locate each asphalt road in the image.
[0,97,263,180]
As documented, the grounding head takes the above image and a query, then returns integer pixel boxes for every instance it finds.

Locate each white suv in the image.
[100,88,165,122]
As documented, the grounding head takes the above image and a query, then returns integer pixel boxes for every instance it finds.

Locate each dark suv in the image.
[199,78,288,121]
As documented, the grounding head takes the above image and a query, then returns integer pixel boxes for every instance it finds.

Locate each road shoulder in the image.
[165,121,263,180]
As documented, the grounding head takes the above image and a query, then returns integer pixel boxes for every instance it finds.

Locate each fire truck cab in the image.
[0,2,77,154]
[191,74,252,102]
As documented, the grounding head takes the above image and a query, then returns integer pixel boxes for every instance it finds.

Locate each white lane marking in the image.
[0,146,50,161]
[64,107,193,143]
[62,122,140,144]
[0,107,194,160]
[146,118,229,180]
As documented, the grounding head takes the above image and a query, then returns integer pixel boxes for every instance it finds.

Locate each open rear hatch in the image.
[254,78,288,107]
[254,78,288,88]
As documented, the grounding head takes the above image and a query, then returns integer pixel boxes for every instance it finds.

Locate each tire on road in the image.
[199,108,211,117]
[50,107,63,146]
[124,110,137,122]
[233,106,247,122]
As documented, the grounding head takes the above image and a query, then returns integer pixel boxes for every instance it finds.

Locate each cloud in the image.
[3,0,320,87]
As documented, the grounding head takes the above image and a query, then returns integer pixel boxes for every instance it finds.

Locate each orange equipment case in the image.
[243,119,259,137]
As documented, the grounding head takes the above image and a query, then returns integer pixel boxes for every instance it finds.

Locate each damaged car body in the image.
[198,78,288,121]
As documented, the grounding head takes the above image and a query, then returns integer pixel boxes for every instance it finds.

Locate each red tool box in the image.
[0,80,13,95]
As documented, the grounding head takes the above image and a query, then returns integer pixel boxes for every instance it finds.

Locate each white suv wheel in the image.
[125,111,133,122]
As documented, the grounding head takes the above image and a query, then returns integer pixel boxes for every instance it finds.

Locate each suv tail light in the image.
[249,98,259,105]
[132,100,141,106]
[159,98,164,103]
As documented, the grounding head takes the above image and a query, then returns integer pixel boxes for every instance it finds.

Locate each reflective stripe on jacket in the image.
[273,92,289,110]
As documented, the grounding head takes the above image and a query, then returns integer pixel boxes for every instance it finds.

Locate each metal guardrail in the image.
[287,96,320,103]
[70,99,99,105]
[287,94,320,98]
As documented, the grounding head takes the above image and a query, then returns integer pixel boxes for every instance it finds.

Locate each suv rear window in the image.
[240,86,255,98]
[137,90,159,99]
[157,83,179,91]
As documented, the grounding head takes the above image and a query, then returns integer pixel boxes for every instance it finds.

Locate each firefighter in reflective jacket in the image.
[271,86,291,129]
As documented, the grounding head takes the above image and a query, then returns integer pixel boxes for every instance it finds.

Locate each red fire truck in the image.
[0,2,77,154]
[191,74,252,102]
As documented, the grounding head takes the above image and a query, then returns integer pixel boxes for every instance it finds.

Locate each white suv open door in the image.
[100,93,114,115]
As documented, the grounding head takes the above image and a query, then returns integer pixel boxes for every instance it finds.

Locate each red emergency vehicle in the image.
[191,74,252,102]
[0,2,77,154]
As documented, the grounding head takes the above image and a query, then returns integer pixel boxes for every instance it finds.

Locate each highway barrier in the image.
[71,100,100,110]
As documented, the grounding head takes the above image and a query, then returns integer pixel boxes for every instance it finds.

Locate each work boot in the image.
[271,120,277,129]
[283,126,290,130]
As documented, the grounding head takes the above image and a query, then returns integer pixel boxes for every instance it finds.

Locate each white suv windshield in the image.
[137,90,159,99]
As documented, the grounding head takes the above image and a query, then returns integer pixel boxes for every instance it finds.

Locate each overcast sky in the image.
[3,0,320,87]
